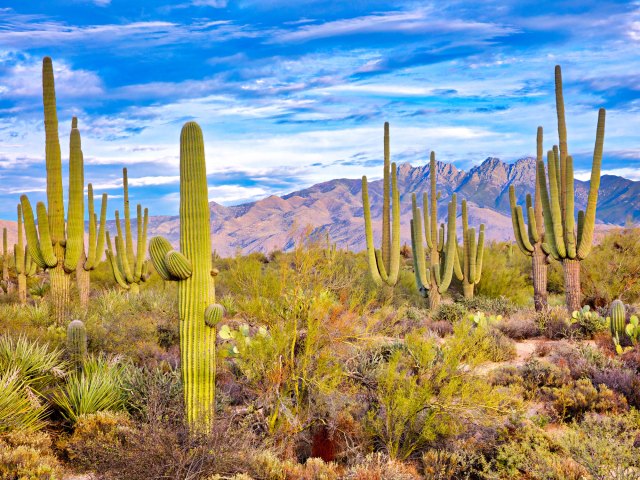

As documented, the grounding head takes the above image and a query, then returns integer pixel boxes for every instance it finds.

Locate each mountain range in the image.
[1,157,633,257]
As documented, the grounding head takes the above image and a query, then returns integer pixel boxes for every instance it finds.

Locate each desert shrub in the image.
[473,243,532,306]
[249,451,341,479]
[126,366,183,422]
[486,423,586,479]
[542,378,628,421]
[343,453,421,480]
[64,412,254,480]
[421,448,478,479]
[459,295,518,317]
[560,412,640,479]
[365,326,517,459]
[424,320,454,337]
[535,306,575,339]
[434,303,468,324]
[518,359,570,399]
[481,328,517,362]
[53,355,129,423]
[496,312,540,340]
[0,430,61,480]
[582,227,640,305]
[591,367,640,409]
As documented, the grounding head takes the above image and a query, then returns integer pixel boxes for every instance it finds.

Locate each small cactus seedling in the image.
[149,122,224,430]
[361,122,400,287]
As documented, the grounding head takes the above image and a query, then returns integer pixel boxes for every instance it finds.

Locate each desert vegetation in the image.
[1,57,640,480]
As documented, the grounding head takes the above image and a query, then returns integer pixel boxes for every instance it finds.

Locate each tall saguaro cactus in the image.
[21,58,86,323]
[148,122,223,429]
[361,122,400,286]
[510,127,550,311]
[457,200,485,298]
[14,205,37,304]
[537,66,606,312]
[106,169,149,294]
[410,152,459,309]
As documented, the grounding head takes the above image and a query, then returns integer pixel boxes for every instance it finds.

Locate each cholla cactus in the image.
[106,169,149,294]
[21,59,87,323]
[457,200,485,299]
[14,205,37,304]
[537,66,606,312]
[76,184,108,307]
[510,127,550,311]
[361,122,400,286]
[67,319,87,372]
[410,152,458,309]
[149,122,223,429]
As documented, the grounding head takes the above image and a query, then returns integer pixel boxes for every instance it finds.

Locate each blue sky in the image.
[0,0,639,219]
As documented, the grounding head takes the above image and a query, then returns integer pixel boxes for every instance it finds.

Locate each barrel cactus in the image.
[149,122,223,429]
[609,300,626,341]
[14,205,37,304]
[410,152,458,309]
[21,58,87,323]
[67,319,87,372]
[537,66,606,313]
[106,169,149,294]
[361,122,400,286]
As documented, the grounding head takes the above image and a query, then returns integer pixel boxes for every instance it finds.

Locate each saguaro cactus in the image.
[14,205,37,304]
[457,200,485,298]
[76,185,108,307]
[148,122,222,429]
[106,169,149,294]
[410,152,459,309]
[361,122,400,286]
[510,127,550,311]
[1,228,12,294]
[537,66,606,312]
[67,319,87,372]
[21,58,86,323]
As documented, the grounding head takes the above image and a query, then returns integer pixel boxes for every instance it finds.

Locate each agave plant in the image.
[0,369,46,433]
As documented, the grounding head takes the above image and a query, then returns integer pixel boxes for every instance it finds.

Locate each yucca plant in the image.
[52,354,128,423]
[0,369,46,433]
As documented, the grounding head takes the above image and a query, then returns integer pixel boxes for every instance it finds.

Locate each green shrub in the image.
[543,378,628,421]
[459,295,518,317]
[434,303,468,324]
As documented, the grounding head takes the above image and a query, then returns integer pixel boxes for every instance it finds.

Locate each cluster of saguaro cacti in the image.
[410,152,459,309]
[67,319,87,372]
[457,200,485,299]
[361,122,400,287]
[536,66,606,313]
[1,228,12,294]
[20,58,94,323]
[14,205,37,304]
[77,185,108,307]
[149,122,223,429]
[106,168,150,294]
[509,127,550,311]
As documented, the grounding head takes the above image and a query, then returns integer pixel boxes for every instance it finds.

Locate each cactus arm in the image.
[361,177,383,286]
[547,148,566,257]
[410,220,427,294]
[467,228,477,284]
[134,206,149,283]
[122,168,135,272]
[105,232,129,289]
[422,192,433,250]
[19,196,47,269]
[437,197,458,293]
[564,155,577,259]
[535,127,545,238]
[149,236,177,281]
[555,65,569,217]
[15,205,25,275]
[381,122,391,271]
[85,184,97,268]
[26,250,37,277]
[537,159,559,260]
[374,250,389,282]
[429,152,438,248]
[411,196,429,290]
[437,224,445,253]
[475,225,485,285]
[42,57,65,245]
[385,163,401,285]
[515,206,535,252]
[63,117,84,273]
[36,202,58,268]
[509,186,533,255]
[527,205,540,244]
[114,211,134,283]
[453,240,464,282]
[577,109,606,260]
[165,250,193,280]
[94,194,108,268]
[577,210,585,247]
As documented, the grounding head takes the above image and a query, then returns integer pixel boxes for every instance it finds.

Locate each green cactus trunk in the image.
[463,282,474,299]
[149,122,222,430]
[563,258,580,313]
[50,244,69,322]
[532,244,548,311]
[17,274,26,304]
